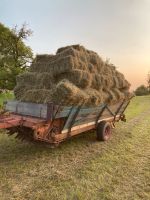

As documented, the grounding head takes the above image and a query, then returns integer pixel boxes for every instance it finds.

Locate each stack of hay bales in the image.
[14,45,131,106]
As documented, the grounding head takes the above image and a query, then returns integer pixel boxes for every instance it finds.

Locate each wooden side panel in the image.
[73,112,99,126]
[5,101,47,119]
[5,100,129,128]
[5,101,105,120]
[54,104,105,119]
[72,101,124,127]
[99,102,122,119]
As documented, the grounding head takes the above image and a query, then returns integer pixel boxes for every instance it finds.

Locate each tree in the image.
[134,85,149,96]
[0,23,33,90]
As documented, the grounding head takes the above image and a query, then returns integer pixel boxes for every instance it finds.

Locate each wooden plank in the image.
[73,110,115,127]
[74,112,99,126]
[71,105,105,127]
[63,105,105,128]
[55,104,105,119]
[56,115,120,142]
[5,101,47,119]
[63,107,77,130]
[5,101,105,119]
[75,111,100,121]
[5,100,128,123]
[69,101,126,127]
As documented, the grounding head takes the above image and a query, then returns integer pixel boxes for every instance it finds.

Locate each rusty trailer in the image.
[0,98,132,145]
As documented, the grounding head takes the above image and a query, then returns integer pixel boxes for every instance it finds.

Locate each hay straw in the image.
[52,80,88,105]
[35,54,55,62]
[14,44,131,106]
[54,69,92,88]
[21,89,53,104]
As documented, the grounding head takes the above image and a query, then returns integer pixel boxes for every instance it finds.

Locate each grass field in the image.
[0,92,14,107]
[0,95,150,200]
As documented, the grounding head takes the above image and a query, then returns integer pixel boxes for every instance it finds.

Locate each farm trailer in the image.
[0,97,132,146]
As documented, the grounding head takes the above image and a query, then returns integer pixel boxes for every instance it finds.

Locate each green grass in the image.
[0,95,150,200]
[0,92,14,107]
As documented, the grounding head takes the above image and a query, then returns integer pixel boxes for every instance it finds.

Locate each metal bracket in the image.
[114,96,133,122]
[67,105,83,134]
[118,100,131,122]
[95,104,106,126]
[46,103,54,120]
[105,105,115,117]
[45,103,62,139]
[113,99,126,122]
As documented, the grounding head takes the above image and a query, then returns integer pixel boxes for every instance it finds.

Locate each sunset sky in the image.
[1,0,150,90]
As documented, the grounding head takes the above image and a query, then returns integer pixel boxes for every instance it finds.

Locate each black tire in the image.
[96,121,112,141]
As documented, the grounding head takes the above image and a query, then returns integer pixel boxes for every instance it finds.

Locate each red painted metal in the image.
[0,114,45,129]
[0,97,132,145]
[0,113,121,144]
[0,115,21,129]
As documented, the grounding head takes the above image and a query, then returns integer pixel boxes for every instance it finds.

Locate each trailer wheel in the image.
[96,121,112,141]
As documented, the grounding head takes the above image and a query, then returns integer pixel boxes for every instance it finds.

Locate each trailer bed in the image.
[0,98,132,145]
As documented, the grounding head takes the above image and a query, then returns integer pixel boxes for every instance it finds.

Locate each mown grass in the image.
[0,95,150,200]
[125,95,150,119]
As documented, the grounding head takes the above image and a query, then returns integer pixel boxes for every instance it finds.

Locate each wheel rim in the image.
[104,125,111,140]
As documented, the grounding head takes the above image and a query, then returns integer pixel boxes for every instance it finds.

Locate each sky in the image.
[1,0,150,90]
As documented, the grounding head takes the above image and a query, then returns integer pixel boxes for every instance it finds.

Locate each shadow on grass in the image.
[0,130,98,162]
[0,121,132,165]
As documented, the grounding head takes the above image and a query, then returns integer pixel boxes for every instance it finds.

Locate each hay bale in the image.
[30,55,87,74]
[14,84,33,100]
[101,89,110,104]
[91,74,102,90]
[56,47,90,67]
[37,73,54,89]
[85,89,103,106]
[122,79,131,89]
[30,56,74,73]
[30,63,50,73]
[120,88,131,97]
[14,44,131,106]
[54,69,92,88]
[35,54,55,62]
[112,88,125,100]
[88,52,104,73]
[16,72,54,90]
[114,71,131,89]
[21,89,53,104]
[101,75,114,89]
[16,72,37,86]
[88,63,97,73]
[112,76,120,88]
[103,89,118,104]
[52,79,88,105]
[56,47,78,58]
[56,44,85,54]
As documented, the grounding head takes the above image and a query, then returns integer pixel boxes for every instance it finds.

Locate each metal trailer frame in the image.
[0,97,132,145]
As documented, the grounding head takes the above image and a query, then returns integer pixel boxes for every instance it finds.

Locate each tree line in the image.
[135,73,150,96]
